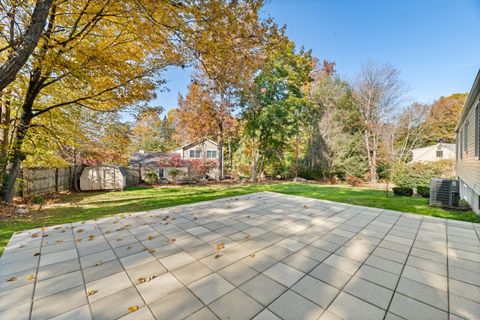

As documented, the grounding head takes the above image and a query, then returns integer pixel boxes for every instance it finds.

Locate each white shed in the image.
[80,165,126,191]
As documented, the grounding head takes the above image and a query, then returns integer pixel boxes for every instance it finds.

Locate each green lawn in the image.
[1,182,478,256]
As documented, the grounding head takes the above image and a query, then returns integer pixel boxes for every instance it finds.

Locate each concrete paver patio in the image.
[1,191,479,320]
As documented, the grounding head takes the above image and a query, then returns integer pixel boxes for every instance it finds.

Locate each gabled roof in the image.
[129,152,172,165]
[175,139,217,151]
[412,143,455,153]
[456,69,480,131]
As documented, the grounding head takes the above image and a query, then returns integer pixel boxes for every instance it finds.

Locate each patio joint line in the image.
[445,220,451,317]
[93,219,157,319]
[314,209,404,319]
[71,222,95,320]
[256,205,381,320]
[27,226,48,320]
[382,215,424,320]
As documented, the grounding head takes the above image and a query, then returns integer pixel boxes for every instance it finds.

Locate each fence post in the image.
[138,164,142,184]
[55,168,59,193]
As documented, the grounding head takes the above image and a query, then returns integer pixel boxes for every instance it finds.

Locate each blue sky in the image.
[142,0,480,117]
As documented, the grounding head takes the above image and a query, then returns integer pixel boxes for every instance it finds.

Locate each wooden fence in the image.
[18,165,141,198]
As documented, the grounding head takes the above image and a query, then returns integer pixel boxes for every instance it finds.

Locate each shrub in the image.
[144,171,158,185]
[31,195,45,205]
[346,176,363,187]
[328,176,339,185]
[169,169,184,183]
[416,186,430,198]
[392,160,455,188]
[392,186,413,197]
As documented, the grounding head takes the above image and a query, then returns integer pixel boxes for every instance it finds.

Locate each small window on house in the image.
[464,121,469,154]
[460,129,463,159]
[158,168,164,178]
[476,103,480,158]
[436,150,443,158]
[207,150,217,158]
[189,150,201,158]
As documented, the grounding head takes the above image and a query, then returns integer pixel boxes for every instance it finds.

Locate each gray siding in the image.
[456,88,480,214]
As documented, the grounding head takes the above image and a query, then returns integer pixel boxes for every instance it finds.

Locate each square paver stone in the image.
[159,251,196,270]
[172,261,213,285]
[188,273,235,304]
[327,292,385,320]
[217,261,258,286]
[263,262,305,287]
[149,287,203,320]
[31,286,87,320]
[269,290,324,320]
[240,274,287,306]
[343,276,393,310]
[90,286,145,320]
[86,271,133,303]
[209,288,264,320]
[292,275,340,308]
[136,272,183,304]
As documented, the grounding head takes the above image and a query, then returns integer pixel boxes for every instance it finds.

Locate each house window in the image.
[460,129,463,160]
[189,150,201,158]
[476,103,479,158]
[207,150,217,159]
[436,150,443,158]
[158,168,164,178]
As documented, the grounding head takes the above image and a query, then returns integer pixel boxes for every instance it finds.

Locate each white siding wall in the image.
[456,90,480,215]
[411,144,456,163]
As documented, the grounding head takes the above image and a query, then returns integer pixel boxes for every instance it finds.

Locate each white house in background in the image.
[129,139,221,181]
[410,143,456,163]
[456,69,480,215]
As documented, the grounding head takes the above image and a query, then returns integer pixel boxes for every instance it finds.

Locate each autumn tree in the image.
[242,41,313,181]
[420,93,467,145]
[131,107,175,152]
[353,62,405,183]
[0,0,53,92]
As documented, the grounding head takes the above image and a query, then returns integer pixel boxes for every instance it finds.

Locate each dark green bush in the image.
[31,195,45,205]
[392,186,413,197]
[392,160,454,188]
[416,186,430,198]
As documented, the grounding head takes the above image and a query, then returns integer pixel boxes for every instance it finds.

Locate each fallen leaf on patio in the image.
[167,238,176,244]
[88,235,95,241]
[246,215,251,218]
[26,275,35,281]
[171,217,176,220]
[40,227,46,231]
[250,253,255,257]
[147,248,156,254]
[216,243,225,251]
[193,217,198,220]
[128,306,138,313]
[6,277,16,282]
[33,252,40,256]
[214,253,223,259]
[94,261,103,266]
[244,234,251,239]
[105,230,111,234]
[60,230,66,233]
[42,234,48,238]
[113,221,118,224]
[31,233,39,238]
[127,245,132,250]
[303,205,308,208]
[54,226,61,229]
[87,289,97,296]
[81,221,85,224]
[76,229,84,233]
[147,235,154,240]
[55,240,64,243]
[116,238,122,241]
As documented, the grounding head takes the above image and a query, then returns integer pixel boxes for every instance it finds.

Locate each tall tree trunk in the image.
[228,140,232,171]
[0,92,11,163]
[0,0,53,92]
[259,153,265,180]
[295,129,299,179]
[1,68,44,203]
[364,129,374,182]
[252,143,261,183]
[0,103,33,203]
